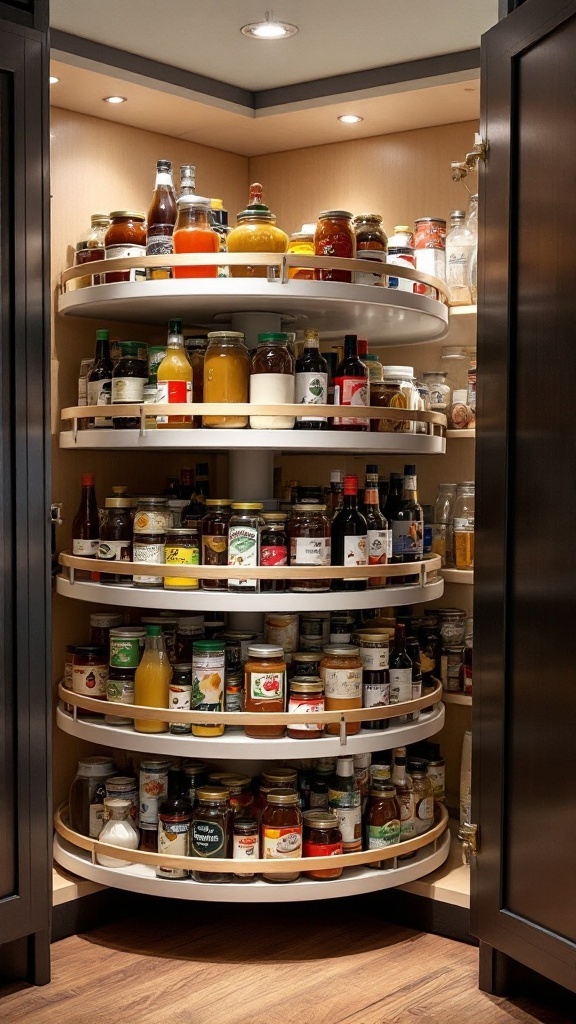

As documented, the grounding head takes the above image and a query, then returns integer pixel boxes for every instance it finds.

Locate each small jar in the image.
[71,646,108,700]
[287,678,325,739]
[233,816,259,881]
[104,211,146,282]
[365,784,401,868]
[109,626,146,669]
[353,213,388,285]
[190,786,232,883]
[168,664,193,734]
[302,809,343,879]
[299,611,330,647]
[227,182,289,278]
[69,756,116,837]
[134,496,170,534]
[222,630,257,673]
[260,789,302,883]
[89,612,123,648]
[228,503,264,593]
[132,532,165,588]
[314,210,356,282]
[97,798,140,868]
[363,353,384,383]
[287,223,316,279]
[175,616,204,662]
[351,631,390,671]
[264,613,299,657]
[139,758,170,826]
[203,332,250,428]
[260,513,288,591]
[436,608,468,646]
[105,668,136,726]
[287,504,331,592]
[249,333,295,429]
[320,645,363,735]
[182,760,209,804]
[329,614,356,644]
[201,499,232,589]
[225,672,244,712]
[98,498,133,584]
[243,643,286,739]
[164,527,200,590]
[111,341,148,428]
[74,213,109,287]
[157,794,192,880]
[427,755,446,802]
[421,371,451,412]
[218,773,254,816]
[139,822,158,852]
[105,776,138,824]
[441,644,465,692]
[173,196,219,279]
[370,366,417,433]
[288,651,323,680]
[191,639,225,737]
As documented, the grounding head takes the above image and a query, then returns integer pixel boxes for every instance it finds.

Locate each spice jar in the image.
[302,809,343,879]
[320,645,363,735]
[260,513,288,591]
[98,498,133,584]
[243,643,286,739]
[228,503,264,593]
[225,672,243,711]
[299,611,330,646]
[69,756,116,837]
[353,213,387,285]
[139,822,158,852]
[104,211,146,282]
[249,333,295,429]
[105,776,138,823]
[200,499,231,589]
[287,504,331,592]
[227,182,288,278]
[163,527,200,590]
[105,668,136,727]
[365,784,401,868]
[287,678,325,739]
[261,789,302,883]
[191,639,225,737]
[233,816,259,881]
[421,370,451,412]
[287,223,316,279]
[111,341,148,428]
[173,196,219,278]
[190,786,232,883]
[203,332,250,428]
[314,210,356,282]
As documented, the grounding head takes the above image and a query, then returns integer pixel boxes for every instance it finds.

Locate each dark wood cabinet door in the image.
[474,0,576,995]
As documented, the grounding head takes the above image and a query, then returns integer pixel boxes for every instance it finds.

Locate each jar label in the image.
[146,233,174,256]
[89,803,106,839]
[250,670,285,700]
[329,803,362,845]
[367,529,387,566]
[342,534,367,567]
[132,541,165,585]
[192,653,224,710]
[72,538,99,557]
[290,537,330,566]
[134,510,167,534]
[191,819,226,857]
[156,380,192,405]
[303,839,343,858]
[228,525,258,588]
[453,517,474,532]
[111,377,145,403]
[367,819,401,848]
[106,678,135,704]
[389,667,412,706]
[322,667,362,700]
[158,820,190,857]
[387,252,416,291]
[295,371,328,421]
[164,544,200,590]
[427,765,445,800]
[98,539,131,562]
[249,373,295,428]
[139,770,168,825]
[355,249,386,285]
[288,695,324,730]
[233,832,258,860]
[357,645,389,671]
[202,535,228,565]
[363,679,390,708]
[260,544,287,567]
[262,825,302,859]
[169,683,192,710]
[416,797,435,826]
[105,243,146,259]
[86,379,112,427]
[396,791,416,827]
[332,376,369,426]
[391,520,423,557]
[72,663,108,697]
[110,638,141,669]
[225,690,243,712]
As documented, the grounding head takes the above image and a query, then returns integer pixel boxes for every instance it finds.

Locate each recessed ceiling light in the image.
[103,95,127,104]
[49,76,59,85]
[338,114,363,124]
[241,16,298,39]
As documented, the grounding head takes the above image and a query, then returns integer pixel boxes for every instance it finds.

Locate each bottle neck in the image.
[344,491,358,510]
[336,758,354,779]
[167,333,185,350]
[144,635,164,654]
[303,334,320,352]
[94,339,110,363]
[403,474,418,501]
[154,169,174,190]
[393,762,407,783]
[344,336,358,361]
[364,486,380,509]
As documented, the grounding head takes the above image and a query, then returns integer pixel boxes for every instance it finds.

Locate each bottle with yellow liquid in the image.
[134,625,171,733]
[156,318,193,428]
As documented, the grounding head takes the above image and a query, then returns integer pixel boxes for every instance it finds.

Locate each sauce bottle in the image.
[156,319,192,428]
[294,328,328,428]
[330,475,368,591]
[331,334,369,429]
[173,196,219,278]
[146,158,177,280]
[365,784,401,868]
[72,473,100,580]
[260,789,302,882]
[328,755,362,852]
[86,329,113,428]
[133,625,171,733]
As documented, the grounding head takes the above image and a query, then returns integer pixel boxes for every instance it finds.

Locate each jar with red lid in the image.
[314,210,356,282]
[302,809,343,879]
[287,678,325,739]
[104,211,146,283]
[260,788,302,882]
[287,504,331,591]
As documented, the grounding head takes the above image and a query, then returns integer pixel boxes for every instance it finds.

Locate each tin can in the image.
[109,627,146,669]
[139,758,170,825]
[169,664,193,734]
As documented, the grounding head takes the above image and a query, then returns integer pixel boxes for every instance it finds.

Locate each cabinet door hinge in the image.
[458,821,479,862]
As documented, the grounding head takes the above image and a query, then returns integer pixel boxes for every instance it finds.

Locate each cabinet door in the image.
[474,0,576,995]
[0,8,50,985]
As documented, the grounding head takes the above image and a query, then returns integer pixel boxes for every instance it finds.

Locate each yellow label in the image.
[164,544,199,589]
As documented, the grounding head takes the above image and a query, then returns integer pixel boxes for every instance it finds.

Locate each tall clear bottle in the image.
[295,328,328,429]
[179,164,196,198]
[362,464,389,586]
[134,625,171,734]
[156,319,193,428]
[445,209,473,305]
[453,481,475,570]
[146,159,177,280]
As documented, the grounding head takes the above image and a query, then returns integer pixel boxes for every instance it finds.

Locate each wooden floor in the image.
[1,900,575,1024]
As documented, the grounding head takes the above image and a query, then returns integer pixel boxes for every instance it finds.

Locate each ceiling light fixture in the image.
[103,95,127,104]
[241,12,298,39]
[49,76,59,85]
[338,114,363,124]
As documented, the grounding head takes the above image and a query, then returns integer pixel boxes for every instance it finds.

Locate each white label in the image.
[453,517,474,532]
[295,371,328,421]
[132,541,165,585]
[343,534,367,567]
[233,831,258,861]
[228,524,258,589]
[389,667,412,705]
[367,528,387,565]
[291,537,331,566]
[86,380,111,405]
[363,678,390,708]
[416,796,435,832]
[322,667,362,700]
[72,663,108,696]
[250,372,295,428]
[72,538,99,557]
[355,249,386,284]
[386,529,393,559]
[98,539,130,561]
[396,791,416,836]
[146,232,174,256]
[169,684,192,711]
[112,377,145,403]
[133,509,167,534]
[105,244,146,259]
[89,804,106,839]
[262,825,301,859]
[387,252,415,292]
[288,695,324,731]
[358,645,389,671]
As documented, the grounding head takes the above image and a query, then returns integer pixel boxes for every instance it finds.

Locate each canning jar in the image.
[190,786,232,883]
[243,643,286,739]
[287,678,324,739]
[353,213,387,285]
[139,758,170,826]
[264,612,299,657]
[69,756,116,837]
[260,513,288,591]
[104,211,146,282]
[191,639,225,737]
[111,341,148,428]
[98,498,133,584]
[453,482,475,570]
[302,809,343,879]
[260,789,302,882]
[249,333,295,429]
[200,499,231,589]
[184,335,207,426]
[227,503,264,593]
[71,646,108,700]
[173,196,219,278]
[365,784,401,868]
[288,651,323,680]
[227,183,288,278]
[74,213,109,287]
[203,332,250,428]
[370,366,416,433]
[436,608,467,646]
[105,668,135,726]
[164,527,200,590]
[314,211,355,282]
[320,645,363,735]
[287,504,331,591]
[287,223,315,279]
[233,816,259,881]
[89,611,123,647]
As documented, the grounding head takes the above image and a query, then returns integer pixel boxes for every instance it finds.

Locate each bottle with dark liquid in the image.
[72,473,100,580]
[383,472,403,523]
[406,636,422,722]
[362,464,389,588]
[295,328,328,429]
[331,334,369,430]
[86,329,113,429]
[157,768,192,880]
[329,469,344,518]
[331,475,368,591]
[390,465,424,584]
[146,159,177,280]
[389,623,413,724]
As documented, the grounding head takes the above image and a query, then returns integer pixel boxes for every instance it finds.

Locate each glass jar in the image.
[218,773,254,816]
[453,482,475,570]
[104,211,146,282]
[182,760,209,804]
[314,210,355,282]
[299,611,330,647]
[74,213,110,287]
[163,527,200,590]
[227,183,288,278]
[139,822,158,852]
[174,616,204,662]
[422,371,451,412]
[264,612,299,656]
[132,532,165,588]
[98,498,133,584]
[432,482,458,566]
[365,784,401,868]
[329,614,356,644]
[287,504,331,592]
[71,646,108,701]
[89,611,123,647]
[302,809,343,879]
[111,341,148,428]
[249,333,295,429]
[184,335,207,426]
[69,756,116,837]
[243,643,286,739]
[157,790,192,880]
[139,758,170,826]
[222,630,257,673]
[353,213,387,285]
[109,626,146,669]
[96,797,140,868]
[190,786,232,883]
[191,639,225,737]
[408,759,435,835]
[202,331,250,428]
[362,353,384,383]
[228,503,264,593]
[105,668,136,726]
[320,645,363,735]
[225,672,243,712]
[233,816,259,881]
[168,664,192,735]
[287,678,325,739]
[370,366,416,433]
[260,789,302,883]
[105,776,138,823]
[287,223,316,279]
[173,196,219,278]
[134,496,170,534]
[436,608,468,647]
[449,389,474,429]
[199,499,231,590]
[260,513,288,591]
[288,651,323,679]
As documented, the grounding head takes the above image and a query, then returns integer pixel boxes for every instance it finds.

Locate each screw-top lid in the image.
[247,643,283,659]
[77,756,115,778]
[166,527,198,538]
[265,788,300,806]
[168,319,183,334]
[195,786,231,802]
[302,809,341,829]
[292,504,327,512]
[230,502,263,510]
[117,341,143,356]
[353,212,383,224]
[382,365,414,377]
[290,679,323,693]
[96,329,110,341]
[103,797,132,819]
[146,625,162,637]
[450,209,466,218]
[335,755,354,776]
[343,475,359,495]
[104,497,133,508]
[81,473,94,486]
[262,512,287,522]
[207,331,245,340]
[109,211,145,221]
[330,470,344,484]
[156,158,172,171]
[292,651,323,663]
[408,759,428,774]
[257,332,289,343]
[319,210,353,220]
[366,464,379,475]
[205,498,232,507]
[236,182,276,223]
[262,766,297,784]
[322,644,360,656]
[192,640,225,652]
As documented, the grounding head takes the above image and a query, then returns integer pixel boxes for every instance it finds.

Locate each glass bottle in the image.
[387,224,415,291]
[72,473,100,578]
[157,771,192,880]
[98,497,133,585]
[363,464,389,587]
[390,464,424,583]
[249,332,295,429]
[465,194,479,303]
[406,636,422,722]
[445,209,474,305]
[146,158,177,280]
[287,223,316,279]
[227,183,289,278]
[353,213,387,285]
[329,470,345,518]
[156,319,192,428]
[407,759,435,836]
[191,786,232,883]
[74,213,110,288]
[178,163,196,197]
[111,341,148,429]
[86,329,113,428]
[314,210,355,282]
[328,755,362,853]
[173,196,219,278]
[133,625,171,734]
[260,789,302,883]
[365,785,401,867]
[203,331,250,428]
[260,512,288,592]
[96,798,140,868]
[391,751,416,851]
[432,482,457,566]
[210,198,230,277]
[331,474,368,591]
[388,624,413,724]
[294,328,328,428]
[453,481,475,570]
[331,334,369,430]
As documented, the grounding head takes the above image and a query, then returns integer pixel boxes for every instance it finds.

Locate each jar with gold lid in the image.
[260,789,302,882]
[320,644,363,735]
[287,678,324,739]
[287,223,316,279]
[203,331,250,428]
[227,183,288,277]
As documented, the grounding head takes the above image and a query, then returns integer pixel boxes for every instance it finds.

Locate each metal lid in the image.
[222,630,257,640]
[218,773,251,789]
[415,216,446,224]
[292,651,323,662]
[109,210,145,221]
[136,496,167,505]
[290,679,323,692]
[166,527,199,537]
[104,497,133,508]
[139,758,171,769]
[230,502,263,510]
[292,503,327,513]
[173,663,193,673]
[206,331,245,340]
[369,784,397,799]
[353,212,383,223]
[110,626,146,637]
[177,194,211,208]
[262,766,297,783]
[408,759,428,774]
[265,788,300,806]
[436,608,467,618]
[205,498,232,507]
[182,763,207,777]
[193,640,225,652]
[77,757,115,777]
[73,645,107,657]
[322,645,360,656]
[247,643,283,658]
[262,512,287,522]
[106,775,137,787]
[234,817,258,833]
[302,809,340,829]
[195,786,231,802]
[318,210,353,220]
[352,633,389,643]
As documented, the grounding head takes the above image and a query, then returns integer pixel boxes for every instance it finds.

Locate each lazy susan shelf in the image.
[440,568,474,585]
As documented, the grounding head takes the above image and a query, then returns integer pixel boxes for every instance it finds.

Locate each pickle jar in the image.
[203,332,250,428]
[302,809,343,879]
[287,504,331,592]
[320,645,363,736]
[314,210,356,282]
[260,789,302,883]
[227,182,288,278]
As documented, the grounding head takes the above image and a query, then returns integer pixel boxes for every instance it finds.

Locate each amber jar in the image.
[365,784,401,869]
[287,678,324,739]
[217,773,254,815]
[353,213,388,285]
[314,210,356,282]
[288,651,323,680]
[200,499,231,590]
[370,378,410,433]
[302,809,343,879]
[260,789,302,882]
[287,504,331,592]
[227,182,288,278]
[260,512,288,592]
[203,331,250,428]
[190,786,232,883]
[320,645,363,735]
[104,211,146,283]
[287,223,315,279]
[243,644,286,739]
[98,498,133,585]
[184,335,207,427]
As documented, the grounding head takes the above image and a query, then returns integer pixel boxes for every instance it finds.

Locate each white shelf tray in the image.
[53,829,450,904]
[440,568,474,585]
[445,428,475,439]
[441,693,472,707]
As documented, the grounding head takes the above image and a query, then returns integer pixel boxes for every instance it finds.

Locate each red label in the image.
[260,545,288,566]
[303,840,343,858]
[333,376,368,426]
[167,380,189,403]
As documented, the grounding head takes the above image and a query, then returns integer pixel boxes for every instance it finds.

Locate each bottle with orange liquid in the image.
[134,625,172,733]
[156,319,193,428]
[173,195,219,278]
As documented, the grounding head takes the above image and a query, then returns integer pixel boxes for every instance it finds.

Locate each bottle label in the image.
[386,529,393,559]
[389,667,412,706]
[262,825,302,859]
[453,517,474,532]
[202,535,228,566]
[358,646,389,671]
[156,380,192,404]
[367,819,401,848]
[249,670,285,701]
[342,534,368,567]
[260,544,287,567]
[332,376,369,426]
[146,233,174,256]
[158,820,189,854]
[328,800,362,845]
[191,819,225,857]
[295,371,328,421]
[447,249,470,288]
[139,769,168,825]
[303,839,343,858]
[417,796,435,825]
[367,528,387,566]
[86,379,112,429]
[427,765,445,800]
[392,520,423,557]
[111,377,145,403]
[98,539,130,561]
[228,525,258,588]
[288,695,324,731]
[363,678,390,708]
[132,540,165,585]
[323,667,362,700]
[72,538,99,557]
[396,791,416,829]
[134,510,168,534]
[290,537,331,566]
[387,252,415,291]
[404,475,417,491]
[355,249,386,285]
[233,832,258,860]
[72,663,108,697]
[89,803,106,839]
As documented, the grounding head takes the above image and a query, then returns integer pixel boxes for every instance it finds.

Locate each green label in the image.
[191,820,225,857]
[328,788,361,809]
[368,819,401,848]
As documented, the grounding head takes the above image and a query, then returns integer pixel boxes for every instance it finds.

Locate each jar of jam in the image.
[104,211,146,283]
[353,213,387,285]
[190,786,232,883]
[302,809,343,879]
[164,527,200,591]
[287,678,325,739]
[260,513,288,591]
[200,499,231,589]
[71,646,108,702]
[233,816,259,881]
[287,223,315,279]
[320,645,363,735]
[314,210,356,282]
[365,784,401,868]
[287,504,331,592]
[203,332,250,428]
[249,333,295,429]
[227,183,288,278]
[89,612,123,647]
[260,789,302,883]
[98,498,133,584]
[288,651,323,680]
[243,644,286,738]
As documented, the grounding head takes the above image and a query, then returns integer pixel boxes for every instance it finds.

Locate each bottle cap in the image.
[145,625,162,637]
[81,473,94,486]
[343,475,358,495]
[404,464,416,476]
[96,329,110,342]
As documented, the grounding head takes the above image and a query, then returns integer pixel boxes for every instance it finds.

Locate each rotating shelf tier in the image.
[440,568,474,585]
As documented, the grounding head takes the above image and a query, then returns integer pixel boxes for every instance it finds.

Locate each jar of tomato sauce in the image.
[314,210,356,282]
[173,196,219,278]
[243,644,286,738]
[320,645,363,735]
[104,212,146,283]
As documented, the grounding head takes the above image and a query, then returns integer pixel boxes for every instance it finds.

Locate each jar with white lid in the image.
[378,366,418,433]
[422,370,451,412]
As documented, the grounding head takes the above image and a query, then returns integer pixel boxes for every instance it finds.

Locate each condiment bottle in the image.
[331,475,368,591]
[156,319,192,428]
[294,328,328,428]
[96,798,140,868]
[133,625,171,733]
[72,473,100,579]
[260,789,302,882]
[314,210,355,282]
[190,786,232,883]
[243,643,286,739]
[146,158,177,280]
[407,759,435,836]
[287,504,331,592]
[389,623,413,724]
[227,182,288,278]
[365,785,401,869]
[233,817,259,881]
[200,499,232,590]
[320,645,363,735]
[328,755,362,852]
[287,223,316,279]
[331,334,369,429]
[86,328,113,427]
[202,331,250,428]
[309,759,335,809]
[191,639,225,737]
[173,195,219,278]
[363,463,390,586]
[157,773,192,879]
[111,341,148,429]
[302,810,343,879]
[391,752,416,852]
[98,497,133,585]
[353,213,388,285]
[249,332,295,429]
